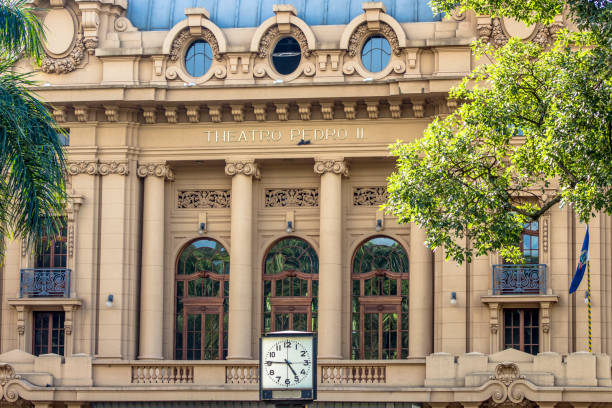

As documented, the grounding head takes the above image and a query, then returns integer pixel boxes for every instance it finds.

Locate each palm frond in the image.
[0,58,67,256]
[0,0,45,63]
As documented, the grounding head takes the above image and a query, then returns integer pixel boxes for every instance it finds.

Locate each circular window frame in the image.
[360,34,392,75]
[182,39,214,79]
[269,35,303,78]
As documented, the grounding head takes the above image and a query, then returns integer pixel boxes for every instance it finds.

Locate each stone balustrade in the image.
[320,364,386,384]
[225,364,259,384]
[131,364,194,384]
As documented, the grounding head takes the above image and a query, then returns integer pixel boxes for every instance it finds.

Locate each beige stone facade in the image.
[1,1,611,407]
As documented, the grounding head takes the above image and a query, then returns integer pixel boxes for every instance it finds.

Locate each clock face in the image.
[261,336,314,390]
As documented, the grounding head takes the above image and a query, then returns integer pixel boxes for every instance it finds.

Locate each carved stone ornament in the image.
[348,23,401,57]
[137,163,175,180]
[0,363,24,403]
[225,160,260,178]
[68,161,99,176]
[178,190,231,209]
[492,362,524,387]
[353,187,388,206]
[41,34,85,74]
[169,28,221,62]
[257,25,311,59]
[314,159,349,177]
[265,188,319,208]
[479,17,559,49]
[99,161,129,176]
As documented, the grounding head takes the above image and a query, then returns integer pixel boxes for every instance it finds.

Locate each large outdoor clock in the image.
[259,331,317,401]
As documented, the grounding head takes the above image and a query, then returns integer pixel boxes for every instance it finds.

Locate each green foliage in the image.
[387,1,611,263]
[0,1,67,259]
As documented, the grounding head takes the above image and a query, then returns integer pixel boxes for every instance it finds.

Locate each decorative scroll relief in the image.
[265,188,319,208]
[169,28,221,62]
[0,363,24,403]
[478,17,561,48]
[178,190,231,209]
[353,187,388,206]
[68,160,128,176]
[68,161,99,176]
[137,163,174,180]
[99,161,129,176]
[257,25,311,59]
[348,22,401,57]
[225,160,260,179]
[478,362,538,408]
[313,159,349,177]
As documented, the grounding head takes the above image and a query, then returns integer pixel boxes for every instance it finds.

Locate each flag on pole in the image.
[569,225,589,294]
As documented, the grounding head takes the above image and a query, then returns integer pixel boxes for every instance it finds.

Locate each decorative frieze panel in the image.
[265,188,319,208]
[177,190,231,209]
[353,187,388,206]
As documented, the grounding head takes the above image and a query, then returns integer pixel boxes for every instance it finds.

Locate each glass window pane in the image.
[272,37,301,75]
[361,35,391,73]
[185,40,213,77]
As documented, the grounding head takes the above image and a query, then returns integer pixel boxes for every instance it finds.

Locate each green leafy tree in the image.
[0,0,67,258]
[386,0,611,263]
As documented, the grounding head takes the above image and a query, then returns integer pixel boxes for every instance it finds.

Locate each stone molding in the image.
[224,160,261,179]
[313,158,349,177]
[137,163,175,180]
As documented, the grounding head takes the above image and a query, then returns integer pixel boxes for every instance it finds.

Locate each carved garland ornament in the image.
[41,34,86,74]
[353,187,388,206]
[257,25,312,59]
[348,23,401,57]
[265,188,319,208]
[178,190,231,209]
[170,28,221,62]
[313,159,349,177]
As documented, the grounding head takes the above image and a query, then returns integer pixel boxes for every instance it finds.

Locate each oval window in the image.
[184,40,213,77]
[272,37,301,75]
[361,35,391,73]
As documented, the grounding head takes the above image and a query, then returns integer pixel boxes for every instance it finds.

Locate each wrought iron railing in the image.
[20,268,70,298]
[492,264,546,295]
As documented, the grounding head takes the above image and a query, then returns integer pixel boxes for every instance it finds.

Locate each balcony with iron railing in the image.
[492,264,547,295]
[19,268,71,298]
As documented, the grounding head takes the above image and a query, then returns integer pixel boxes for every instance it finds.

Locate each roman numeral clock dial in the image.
[260,332,316,401]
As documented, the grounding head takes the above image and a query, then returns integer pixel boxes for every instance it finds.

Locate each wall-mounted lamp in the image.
[375,210,384,232]
[585,290,590,305]
[106,294,114,308]
[198,212,207,235]
[285,210,295,233]
[450,292,457,305]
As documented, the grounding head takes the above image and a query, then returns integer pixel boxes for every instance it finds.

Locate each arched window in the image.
[361,35,391,73]
[184,40,213,77]
[175,239,229,360]
[272,37,301,75]
[263,237,318,333]
[352,236,409,359]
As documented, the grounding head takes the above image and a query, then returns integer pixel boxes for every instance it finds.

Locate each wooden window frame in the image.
[35,218,68,269]
[33,311,65,356]
[503,308,539,354]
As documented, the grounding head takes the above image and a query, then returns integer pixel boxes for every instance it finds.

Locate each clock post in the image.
[259,331,317,406]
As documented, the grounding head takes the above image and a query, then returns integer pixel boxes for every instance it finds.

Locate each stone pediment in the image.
[489,348,534,363]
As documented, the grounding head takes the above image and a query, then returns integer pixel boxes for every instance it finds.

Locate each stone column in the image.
[409,224,433,356]
[314,158,348,359]
[137,163,174,359]
[226,159,259,360]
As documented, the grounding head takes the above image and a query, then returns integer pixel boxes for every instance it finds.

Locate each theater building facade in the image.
[2,0,612,407]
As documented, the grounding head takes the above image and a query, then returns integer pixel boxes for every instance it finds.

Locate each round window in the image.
[184,40,213,77]
[361,35,391,73]
[272,37,301,75]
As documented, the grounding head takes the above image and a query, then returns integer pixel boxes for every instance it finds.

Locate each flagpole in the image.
[587,260,592,353]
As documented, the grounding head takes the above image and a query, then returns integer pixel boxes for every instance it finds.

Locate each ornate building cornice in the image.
[314,158,349,177]
[224,159,261,179]
[137,163,175,180]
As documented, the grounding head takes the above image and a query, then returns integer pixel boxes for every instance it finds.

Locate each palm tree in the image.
[0,0,67,259]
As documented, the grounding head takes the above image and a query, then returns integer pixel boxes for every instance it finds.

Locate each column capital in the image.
[314,157,349,177]
[225,159,260,179]
[137,162,174,180]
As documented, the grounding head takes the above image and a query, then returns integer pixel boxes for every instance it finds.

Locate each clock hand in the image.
[284,359,297,376]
